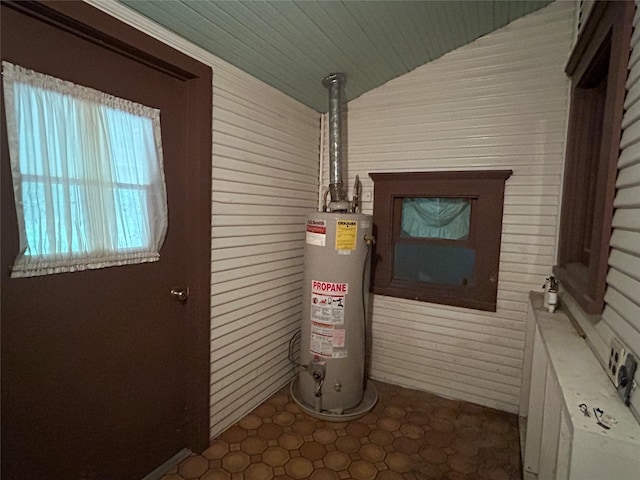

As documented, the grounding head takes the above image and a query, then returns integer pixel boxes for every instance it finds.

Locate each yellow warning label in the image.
[335,220,357,251]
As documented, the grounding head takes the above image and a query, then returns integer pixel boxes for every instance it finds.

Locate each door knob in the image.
[170,287,189,303]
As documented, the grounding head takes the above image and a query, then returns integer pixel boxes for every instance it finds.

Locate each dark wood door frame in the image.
[3,0,212,456]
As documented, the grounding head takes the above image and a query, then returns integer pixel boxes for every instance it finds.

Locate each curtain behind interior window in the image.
[2,61,168,277]
[401,198,470,240]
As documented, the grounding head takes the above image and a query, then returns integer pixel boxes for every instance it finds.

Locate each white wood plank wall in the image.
[578,0,596,36]
[210,71,319,437]
[85,0,320,439]
[599,0,640,416]
[322,1,575,413]
[560,0,640,421]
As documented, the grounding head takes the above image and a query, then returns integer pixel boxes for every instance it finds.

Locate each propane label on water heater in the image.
[311,280,347,325]
[306,219,327,246]
[335,220,358,251]
[310,280,349,358]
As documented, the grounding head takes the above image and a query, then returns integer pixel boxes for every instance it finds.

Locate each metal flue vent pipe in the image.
[323,73,348,210]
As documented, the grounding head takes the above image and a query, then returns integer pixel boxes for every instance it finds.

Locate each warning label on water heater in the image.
[306,219,326,246]
[309,280,348,358]
[310,323,348,358]
[335,220,357,251]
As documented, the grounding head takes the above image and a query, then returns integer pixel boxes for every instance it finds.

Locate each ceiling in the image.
[120,0,553,112]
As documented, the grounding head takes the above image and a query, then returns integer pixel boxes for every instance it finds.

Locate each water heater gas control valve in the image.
[310,356,326,380]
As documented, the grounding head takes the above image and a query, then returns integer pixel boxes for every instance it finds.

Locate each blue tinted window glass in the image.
[394,243,476,286]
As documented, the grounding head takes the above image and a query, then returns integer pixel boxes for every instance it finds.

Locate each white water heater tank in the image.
[297,211,373,412]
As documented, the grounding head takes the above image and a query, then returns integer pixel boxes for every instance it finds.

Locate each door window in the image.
[2,61,168,277]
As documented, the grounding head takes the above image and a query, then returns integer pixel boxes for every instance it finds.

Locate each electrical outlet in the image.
[362,190,372,202]
[618,352,637,405]
[608,337,626,387]
[608,336,638,405]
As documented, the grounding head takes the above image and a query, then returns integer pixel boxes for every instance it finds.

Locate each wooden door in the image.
[1,2,212,479]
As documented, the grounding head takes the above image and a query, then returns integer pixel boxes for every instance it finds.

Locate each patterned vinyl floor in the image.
[161,380,521,480]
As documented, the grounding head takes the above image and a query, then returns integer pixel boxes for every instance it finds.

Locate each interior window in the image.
[370,171,512,312]
[395,197,475,286]
[554,1,634,314]
[2,61,168,277]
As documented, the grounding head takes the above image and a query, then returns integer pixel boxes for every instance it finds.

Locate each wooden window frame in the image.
[370,170,512,312]
[554,1,634,315]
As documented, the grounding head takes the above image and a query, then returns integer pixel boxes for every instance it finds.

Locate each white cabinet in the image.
[523,294,640,480]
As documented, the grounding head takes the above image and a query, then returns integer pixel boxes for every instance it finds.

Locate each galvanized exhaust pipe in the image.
[323,73,351,212]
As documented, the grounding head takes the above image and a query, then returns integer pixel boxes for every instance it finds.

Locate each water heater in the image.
[296,212,372,414]
[290,72,377,420]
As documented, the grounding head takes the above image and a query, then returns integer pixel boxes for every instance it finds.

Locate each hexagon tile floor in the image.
[161,380,522,480]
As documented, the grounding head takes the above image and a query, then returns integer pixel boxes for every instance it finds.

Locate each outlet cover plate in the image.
[608,337,625,387]
[608,336,638,405]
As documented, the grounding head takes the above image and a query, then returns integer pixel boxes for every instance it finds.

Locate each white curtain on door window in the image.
[2,61,168,277]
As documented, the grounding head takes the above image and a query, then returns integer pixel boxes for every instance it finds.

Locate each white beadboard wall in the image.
[209,71,319,437]
[552,0,640,423]
[609,0,640,353]
[86,1,320,439]
[322,1,575,414]
[596,1,640,416]
[578,0,596,35]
